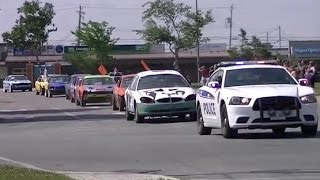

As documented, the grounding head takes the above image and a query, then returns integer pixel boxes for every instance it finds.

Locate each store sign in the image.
[289,41,320,58]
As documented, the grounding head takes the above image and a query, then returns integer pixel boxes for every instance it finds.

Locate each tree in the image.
[72,21,118,63]
[64,52,99,74]
[228,28,272,60]
[2,0,56,63]
[136,0,214,71]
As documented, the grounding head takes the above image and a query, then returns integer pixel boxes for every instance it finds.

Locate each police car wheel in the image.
[301,125,318,137]
[221,104,237,138]
[197,105,212,135]
[272,128,286,136]
[125,106,134,121]
[10,86,13,93]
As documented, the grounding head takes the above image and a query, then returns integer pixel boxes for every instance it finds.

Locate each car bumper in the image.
[83,92,112,103]
[50,89,66,95]
[12,84,32,90]
[137,100,196,116]
[227,103,318,129]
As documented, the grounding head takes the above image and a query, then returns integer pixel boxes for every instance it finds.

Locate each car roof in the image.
[137,70,182,77]
[48,74,69,77]
[71,74,90,77]
[7,75,26,77]
[83,75,111,79]
[220,64,285,71]
[121,74,136,78]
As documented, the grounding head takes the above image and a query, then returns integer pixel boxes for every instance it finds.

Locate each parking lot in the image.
[1,91,320,179]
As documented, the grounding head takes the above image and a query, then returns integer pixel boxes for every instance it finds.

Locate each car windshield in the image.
[224,68,297,87]
[121,77,134,88]
[82,77,114,85]
[49,76,70,83]
[137,74,189,90]
[9,76,28,81]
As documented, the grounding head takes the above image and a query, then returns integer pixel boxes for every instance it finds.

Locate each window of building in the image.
[12,68,27,75]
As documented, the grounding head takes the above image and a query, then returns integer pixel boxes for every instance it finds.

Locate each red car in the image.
[112,74,135,111]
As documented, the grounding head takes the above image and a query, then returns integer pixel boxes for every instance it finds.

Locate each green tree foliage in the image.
[228,28,272,60]
[2,0,56,63]
[64,52,99,74]
[136,0,214,71]
[72,21,118,63]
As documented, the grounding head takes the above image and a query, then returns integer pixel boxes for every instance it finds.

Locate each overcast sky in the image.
[0,0,319,47]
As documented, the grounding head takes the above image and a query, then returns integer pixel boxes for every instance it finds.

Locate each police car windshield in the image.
[9,76,28,81]
[82,77,114,85]
[49,76,70,83]
[224,68,297,87]
[137,74,189,90]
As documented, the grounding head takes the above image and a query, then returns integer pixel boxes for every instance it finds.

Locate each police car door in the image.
[199,70,223,126]
[126,75,139,113]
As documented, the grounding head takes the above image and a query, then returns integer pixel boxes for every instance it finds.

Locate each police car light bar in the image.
[217,60,279,67]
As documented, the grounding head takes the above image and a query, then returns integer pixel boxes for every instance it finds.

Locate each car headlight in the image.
[229,96,251,105]
[140,97,155,104]
[300,94,317,104]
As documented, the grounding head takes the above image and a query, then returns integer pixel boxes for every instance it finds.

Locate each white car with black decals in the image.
[196,60,318,138]
[125,70,196,123]
[3,75,32,93]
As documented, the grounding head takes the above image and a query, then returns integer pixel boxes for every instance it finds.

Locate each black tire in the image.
[272,127,286,136]
[41,88,45,96]
[134,105,144,123]
[49,91,53,98]
[22,90,25,92]
[112,95,118,110]
[29,88,32,92]
[4,89,7,93]
[221,104,237,138]
[10,86,13,93]
[80,97,86,107]
[301,125,318,137]
[125,105,134,121]
[189,112,197,122]
[119,96,125,111]
[197,105,212,135]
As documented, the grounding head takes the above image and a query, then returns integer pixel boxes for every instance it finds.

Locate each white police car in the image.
[3,75,32,93]
[196,60,318,138]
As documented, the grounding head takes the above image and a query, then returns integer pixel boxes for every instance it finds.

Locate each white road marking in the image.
[112,112,125,115]
[50,106,81,120]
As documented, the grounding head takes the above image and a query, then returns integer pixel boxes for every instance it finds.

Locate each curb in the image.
[63,172,179,180]
[0,114,125,124]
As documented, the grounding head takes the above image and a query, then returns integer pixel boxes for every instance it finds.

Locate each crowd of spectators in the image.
[284,60,317,88]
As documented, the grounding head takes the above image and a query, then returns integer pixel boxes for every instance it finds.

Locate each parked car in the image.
[74,75,115,107]
[45,75,70,98]
[35,75,47,95]
[112,74,135,111]
[124,70,197,123]
[65,74,90,100]
[3,75,32,93]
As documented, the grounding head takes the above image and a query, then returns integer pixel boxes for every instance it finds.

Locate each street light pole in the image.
[196,0,200,83]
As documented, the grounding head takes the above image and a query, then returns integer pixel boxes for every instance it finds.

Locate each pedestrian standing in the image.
[199,66,209,86]
[305,61,316,88]
[298,60,307,79]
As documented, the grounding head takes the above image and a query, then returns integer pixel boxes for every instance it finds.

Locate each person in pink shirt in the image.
[199,66,209,86]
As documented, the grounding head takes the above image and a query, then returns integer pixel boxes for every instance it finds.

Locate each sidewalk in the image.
[63,172,179,180]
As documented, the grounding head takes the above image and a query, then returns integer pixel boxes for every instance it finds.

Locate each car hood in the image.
[49,82,66,87]
[11,80,31,84]
[83,84,114,92]
[137,87,195,100]
[224,84,314,98]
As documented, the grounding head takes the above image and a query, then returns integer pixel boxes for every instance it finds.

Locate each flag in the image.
[98,65,108,75]
[141,60,151,71]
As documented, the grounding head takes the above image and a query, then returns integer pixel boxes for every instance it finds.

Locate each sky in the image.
[0,0,319,48]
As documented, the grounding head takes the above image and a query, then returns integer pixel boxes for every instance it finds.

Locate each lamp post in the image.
[196,0,200,83]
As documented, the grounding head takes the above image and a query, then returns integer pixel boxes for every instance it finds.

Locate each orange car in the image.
[112,74,135,111]
[74,75,115,107]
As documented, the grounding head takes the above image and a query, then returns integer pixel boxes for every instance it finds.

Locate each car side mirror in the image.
[298,79,308,86]
[208,81,221,89]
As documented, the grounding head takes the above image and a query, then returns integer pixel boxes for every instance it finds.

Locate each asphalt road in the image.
[0,90,320,180]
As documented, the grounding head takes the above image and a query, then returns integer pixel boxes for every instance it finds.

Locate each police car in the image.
[196,60,318,138]
[3,75,32,93]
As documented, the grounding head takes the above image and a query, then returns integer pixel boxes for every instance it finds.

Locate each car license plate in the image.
[270,111,286,120]
[87,94,106,98]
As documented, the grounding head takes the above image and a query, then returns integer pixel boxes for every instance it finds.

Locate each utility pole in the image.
[196,0,200,83]
[278,26,282,49]
[77,5,85,46]
[228,4,234,49]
